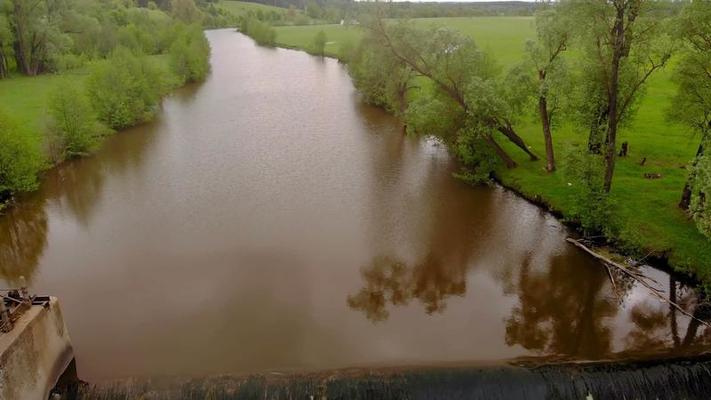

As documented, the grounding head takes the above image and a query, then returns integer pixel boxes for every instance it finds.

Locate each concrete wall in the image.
[0,298,74,400]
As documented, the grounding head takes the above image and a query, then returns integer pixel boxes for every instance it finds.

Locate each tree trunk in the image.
[497,123,538,161]
[588,107,608,154]
[602,6,626,193]
[485,134,517,169]
[538,95,555,172]
[679,141,705,210]
[0,50,7,79]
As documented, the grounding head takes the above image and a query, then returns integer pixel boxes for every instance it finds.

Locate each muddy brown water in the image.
[0,30,708,381]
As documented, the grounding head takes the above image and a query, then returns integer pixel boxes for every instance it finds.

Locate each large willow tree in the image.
[361,17,538,173]
[567,0,673,192]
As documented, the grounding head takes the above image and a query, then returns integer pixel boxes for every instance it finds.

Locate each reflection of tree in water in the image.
[0,196,47,284]
[0,118,160,283]
[347,255,466,321]
[503,254,617,358]
[625,277,711,352]
[49,160,107,228]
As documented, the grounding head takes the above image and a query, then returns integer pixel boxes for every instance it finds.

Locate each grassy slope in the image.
[273,18,711,282]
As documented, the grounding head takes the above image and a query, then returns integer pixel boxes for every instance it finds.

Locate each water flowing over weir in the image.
[1,29,711,396]
[77,357,711,399]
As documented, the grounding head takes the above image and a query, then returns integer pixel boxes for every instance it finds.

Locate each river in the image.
[0,30,708,381]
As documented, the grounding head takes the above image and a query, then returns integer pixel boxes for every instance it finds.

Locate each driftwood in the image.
[566,238,711,328]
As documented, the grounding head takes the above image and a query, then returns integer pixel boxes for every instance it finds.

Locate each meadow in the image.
[217,0,290,18]
[271,17,711,283]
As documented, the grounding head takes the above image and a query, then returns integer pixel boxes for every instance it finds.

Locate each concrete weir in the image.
[0,295,75,400]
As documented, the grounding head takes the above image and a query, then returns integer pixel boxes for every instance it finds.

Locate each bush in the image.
[562,147,617,236]
[169,25,211,84]
[311,30,327,56]
[47,83,106,160]
[337,39,355,63]
[241,18,276,46]
[86,48,166,129]
[0,110,44,198]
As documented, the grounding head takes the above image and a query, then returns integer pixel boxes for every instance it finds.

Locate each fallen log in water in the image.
[565,238,711,328]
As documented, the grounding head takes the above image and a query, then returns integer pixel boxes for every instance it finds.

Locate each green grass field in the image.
[0,72,88,131]
[272,18,711,283]
[217,0,287,17]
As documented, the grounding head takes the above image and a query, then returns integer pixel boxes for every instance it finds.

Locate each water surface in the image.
[0,30,708,380]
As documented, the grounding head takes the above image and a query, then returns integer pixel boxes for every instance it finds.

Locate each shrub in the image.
[562,147,617,236]
[0,110,44,198]
[47,82,106,160]
[169,25,211,84]
[311,30,327,56]
[86,48,166,129]
[337,39,355,63]
[241,18,276,46]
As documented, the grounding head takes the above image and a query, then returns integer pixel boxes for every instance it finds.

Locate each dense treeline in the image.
[0,0,211,204]
[340,1,710,242]
[239,0,538,18]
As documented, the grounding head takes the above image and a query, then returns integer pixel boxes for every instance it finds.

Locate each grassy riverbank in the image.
[269,18,711,284]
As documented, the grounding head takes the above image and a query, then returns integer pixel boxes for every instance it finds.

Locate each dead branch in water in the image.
[566,238,711,328]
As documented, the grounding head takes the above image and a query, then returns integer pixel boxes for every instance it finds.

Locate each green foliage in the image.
[171,0,203,24]
[0,110,43,197]
[169,25,211,84]
[347,32,413,115]
[0,12,13,78]
[562,147,616,236]
[690,152,711,239]
[405,94,464,141]
[241,17,276,46]
[337,38,355,62]
[47,83,105,160]
[86,48,167,130]
[311,30,327,56]
[453,132,500,184]
[306,0,322,20]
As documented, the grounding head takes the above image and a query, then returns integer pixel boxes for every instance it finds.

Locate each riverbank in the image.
[259,19,711,288]
[0,51,204,212]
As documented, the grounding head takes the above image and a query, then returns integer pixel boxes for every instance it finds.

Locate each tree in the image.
[311,29,326,56]
[86,48,166,129]
[689,153,710,239]
[0,12,13,78]
[348,29,414,117]
[366,18,538,170]
[668,1,711,211]
[169,25,210,84]
[526,4,572,172]
[9,0,71,76]
[47,82,105,160]
[241,17,276,46]
[305,0,322,20]
[0,109,44,198]
[568,0,673,192]
[170,0,202,24]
